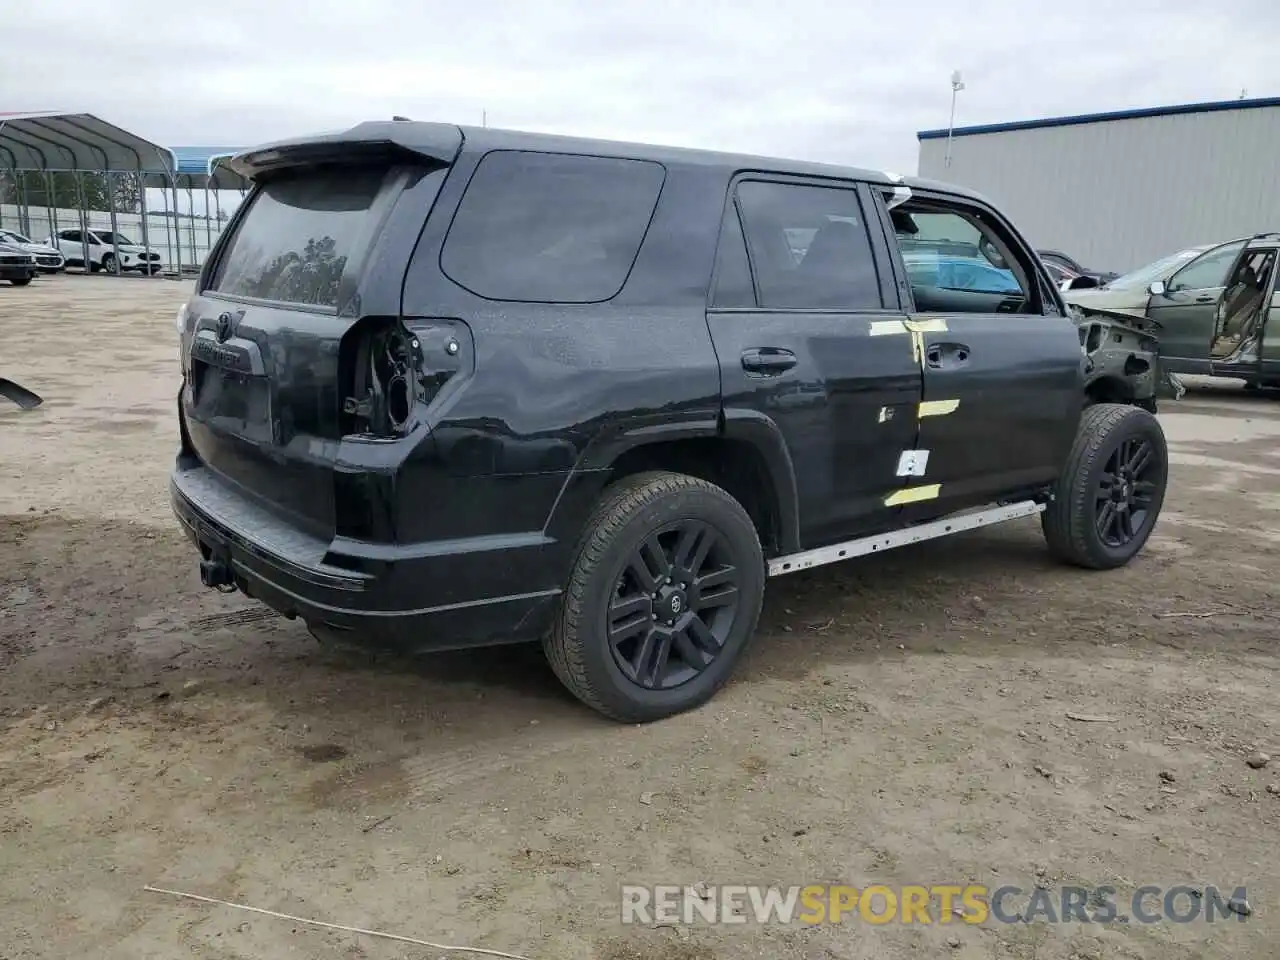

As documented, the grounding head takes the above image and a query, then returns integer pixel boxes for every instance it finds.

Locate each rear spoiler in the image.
[228,121,464,180]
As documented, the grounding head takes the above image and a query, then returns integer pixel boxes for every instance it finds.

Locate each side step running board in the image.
[767,500,1045,577]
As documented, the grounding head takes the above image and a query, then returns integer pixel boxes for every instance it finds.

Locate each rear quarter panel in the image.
[399,151,729,573]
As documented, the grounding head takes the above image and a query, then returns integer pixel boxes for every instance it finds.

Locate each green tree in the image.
[2,171,138,212]
[112,172,142,213]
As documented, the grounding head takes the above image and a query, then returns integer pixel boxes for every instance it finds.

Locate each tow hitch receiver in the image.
[199,557,236,591]
[197,528,236,592]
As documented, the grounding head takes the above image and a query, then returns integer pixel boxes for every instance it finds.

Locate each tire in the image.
[1043,403,1168,569]
[10,277,31,287]
[544,471,765,722]
[101,254,118,275]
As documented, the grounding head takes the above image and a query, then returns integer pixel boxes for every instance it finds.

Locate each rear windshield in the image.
[441,151,665,303]
[211,166,389,307]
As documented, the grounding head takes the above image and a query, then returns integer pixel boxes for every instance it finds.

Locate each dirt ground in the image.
[2,275,1279,960]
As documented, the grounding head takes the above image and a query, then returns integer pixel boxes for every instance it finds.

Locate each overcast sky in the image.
[6,0,1279,173]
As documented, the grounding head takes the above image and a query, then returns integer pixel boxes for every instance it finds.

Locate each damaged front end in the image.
[1067,304,1185,411]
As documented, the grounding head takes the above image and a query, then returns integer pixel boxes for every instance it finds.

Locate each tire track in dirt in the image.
[305,716,624,810]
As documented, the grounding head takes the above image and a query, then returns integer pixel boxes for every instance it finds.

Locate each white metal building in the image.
[916,96,1280,274]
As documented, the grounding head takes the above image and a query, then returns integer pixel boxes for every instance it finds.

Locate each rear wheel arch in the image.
[602,435,791,558]
[551,410,800,558]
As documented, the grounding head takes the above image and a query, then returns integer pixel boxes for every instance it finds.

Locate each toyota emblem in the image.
[215,312,234,343]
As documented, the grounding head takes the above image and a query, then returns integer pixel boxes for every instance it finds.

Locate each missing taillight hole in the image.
[386,374,412,431]
[342,317,464,438]
[343,320,421,437]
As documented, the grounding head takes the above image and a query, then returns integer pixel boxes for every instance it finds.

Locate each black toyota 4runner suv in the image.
[172,121,1169,722]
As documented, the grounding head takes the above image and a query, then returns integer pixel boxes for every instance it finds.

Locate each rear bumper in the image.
[170,464,560,651]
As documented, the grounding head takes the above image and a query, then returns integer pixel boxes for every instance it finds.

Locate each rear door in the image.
[871,186,1083,518]
[706,176,921,548]
[1147,239,1247,371]
[179,153,453,540]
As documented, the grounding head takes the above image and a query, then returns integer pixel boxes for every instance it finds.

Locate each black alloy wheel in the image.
[1043,402,1169,569]
[1095,436,1160,548]
[607,520,740,691]
[544,471,765,722]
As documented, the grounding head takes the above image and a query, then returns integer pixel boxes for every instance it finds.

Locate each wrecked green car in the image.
[1067,234,1280,395]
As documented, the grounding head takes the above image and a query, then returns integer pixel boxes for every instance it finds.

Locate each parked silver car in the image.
[0,230,65,273]
[0,242,38,285]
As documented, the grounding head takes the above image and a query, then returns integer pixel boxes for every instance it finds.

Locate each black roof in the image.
[229,119,987,203]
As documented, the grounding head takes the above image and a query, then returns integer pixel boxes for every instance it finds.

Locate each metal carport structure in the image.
[0,110,180,274]
[147,147,247,273]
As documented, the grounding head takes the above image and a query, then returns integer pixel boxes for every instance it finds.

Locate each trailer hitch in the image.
[199,557,237,592]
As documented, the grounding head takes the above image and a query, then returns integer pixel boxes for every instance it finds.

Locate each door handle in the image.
[741,348,797,375]
[926,342,971,369]
[1195,295,1215,303]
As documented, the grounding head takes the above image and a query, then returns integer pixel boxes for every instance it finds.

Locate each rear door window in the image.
[440,151,665,303]
[734,180,882,310]
[210,166,391,308]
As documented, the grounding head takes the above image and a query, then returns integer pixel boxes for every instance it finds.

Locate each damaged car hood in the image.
[1062,285,1149,318]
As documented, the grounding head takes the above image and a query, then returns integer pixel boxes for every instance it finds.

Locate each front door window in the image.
[1168,240,1246,294]
[890,203,1037,313]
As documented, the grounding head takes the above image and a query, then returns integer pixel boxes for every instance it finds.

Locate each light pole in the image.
[945,70,965,168]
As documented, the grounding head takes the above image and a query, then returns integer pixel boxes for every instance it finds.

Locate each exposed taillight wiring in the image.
[342,318,468,439]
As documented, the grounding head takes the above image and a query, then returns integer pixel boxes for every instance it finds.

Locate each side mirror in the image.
[1148,280,1166,296]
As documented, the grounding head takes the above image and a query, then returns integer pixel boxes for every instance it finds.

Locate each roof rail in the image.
[1250,231,1280,239]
